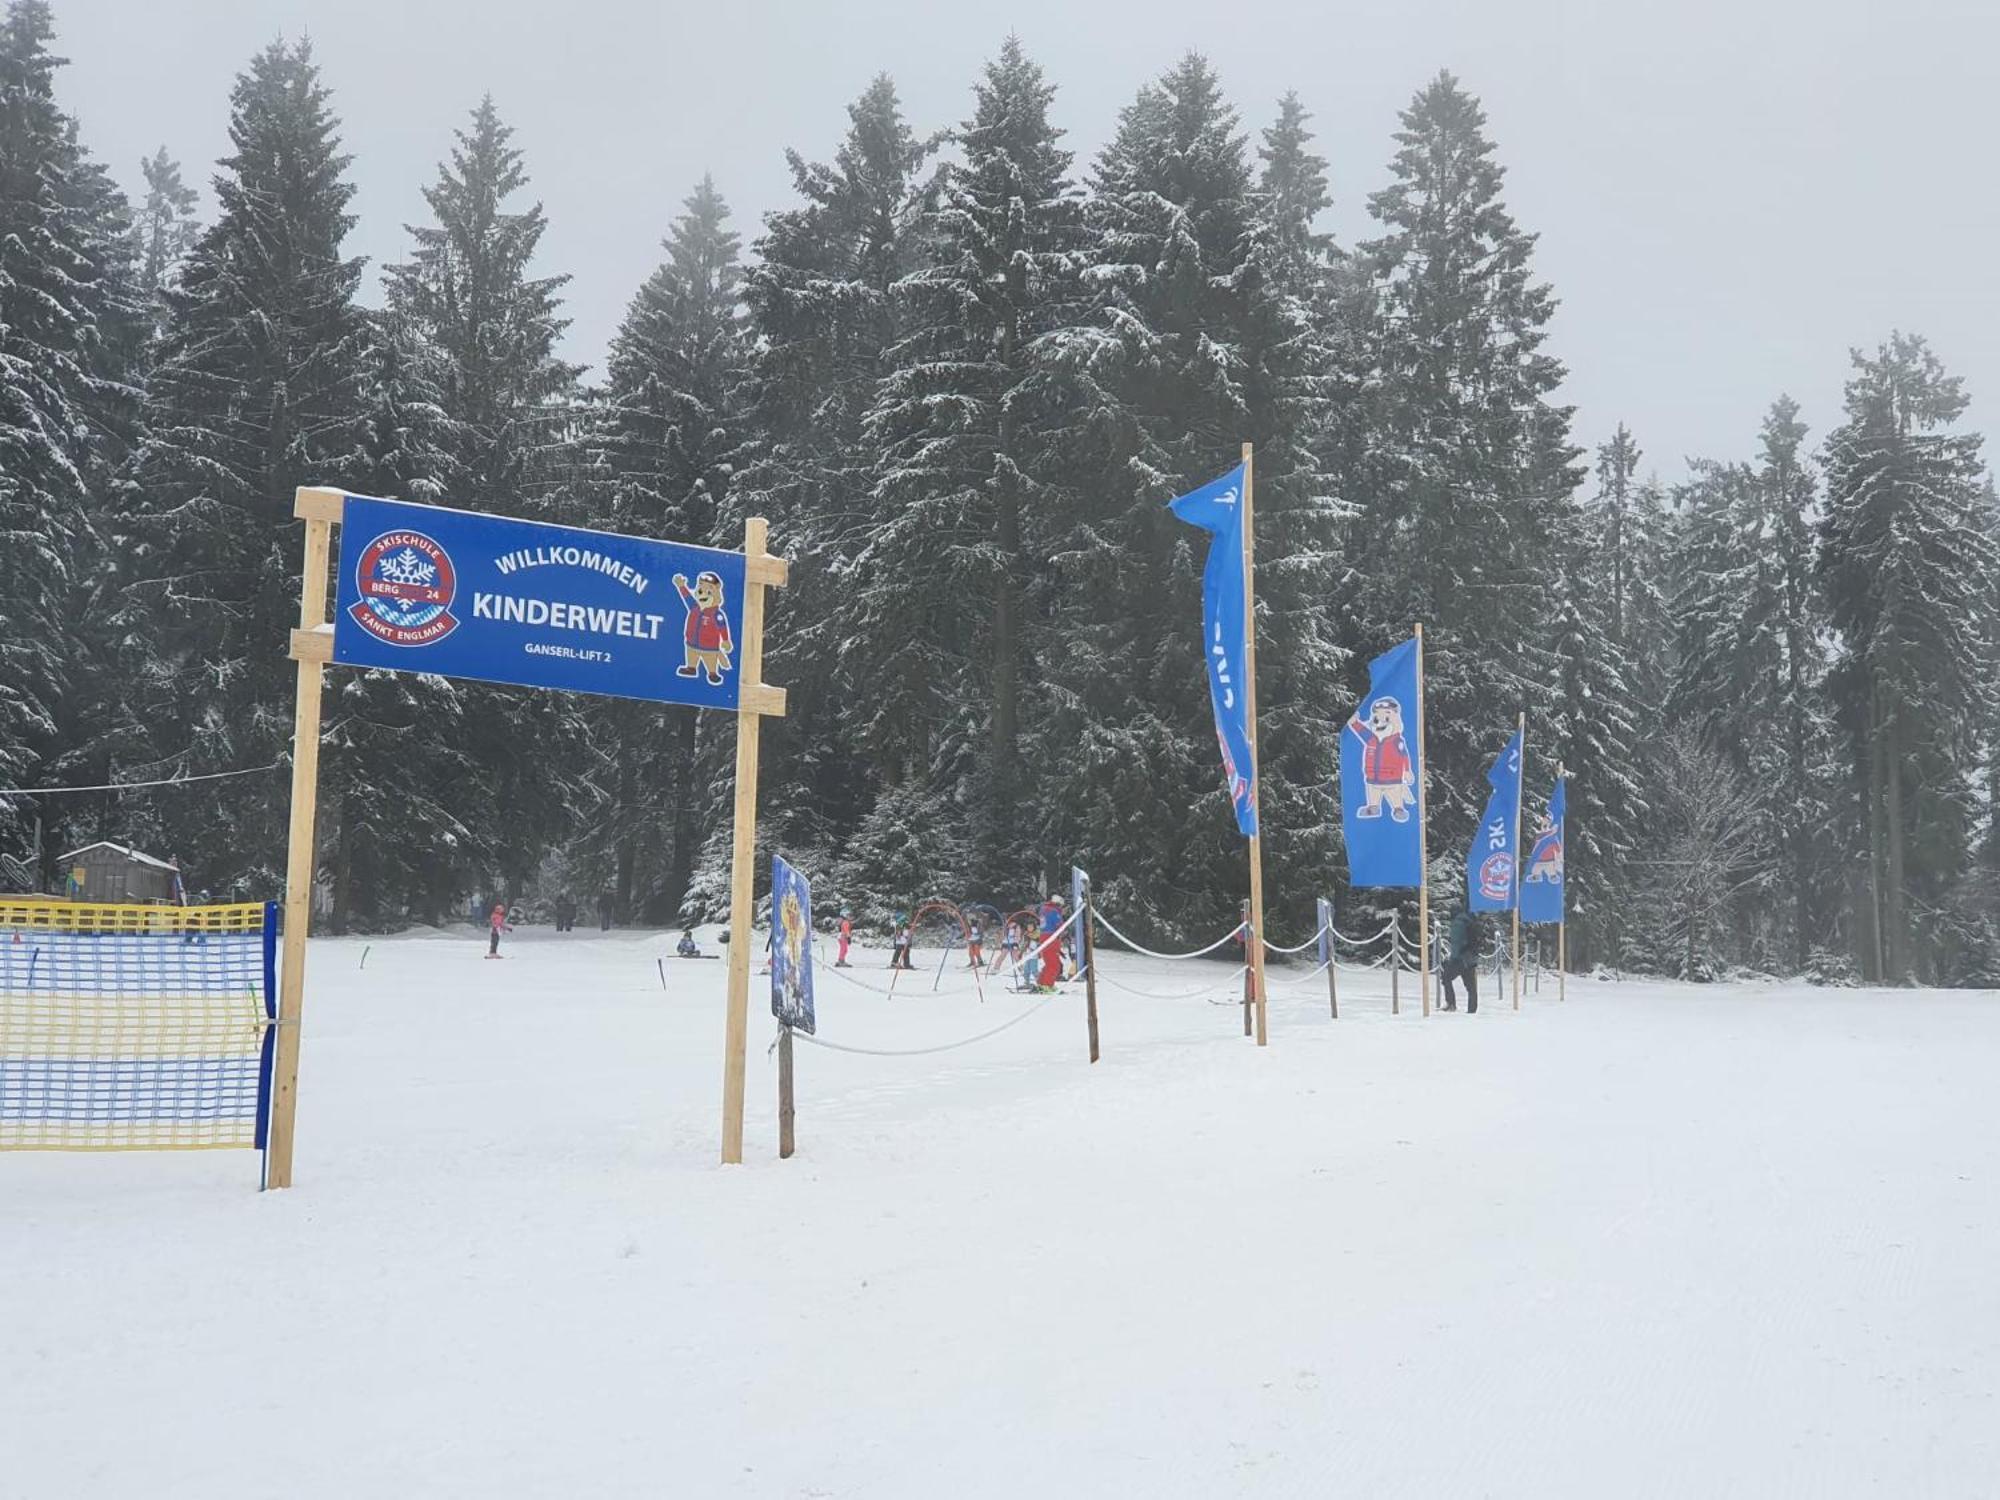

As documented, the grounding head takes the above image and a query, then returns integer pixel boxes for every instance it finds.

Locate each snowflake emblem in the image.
[377,548,438,587]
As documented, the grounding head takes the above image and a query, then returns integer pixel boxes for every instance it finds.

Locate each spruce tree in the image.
[736,76,935,871]
[0,1,138,864]
[1817,333,1995,982]
[131,145,199,325]
[318,319,477,930]
[588,175,749,920]
[847,36,1089,901]
[117,38,371,891]
[385,95,577,514]
[384,95,585,905]
[1351,70,1580,849]
[1048,53,1338,937]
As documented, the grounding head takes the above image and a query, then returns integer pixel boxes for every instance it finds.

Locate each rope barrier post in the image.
[1390,914,1401,1015]
[1239,900,1253,1038]
[1559,918,1567,1002]
[778,1023,796,1159]
[1082,877,1101,1064]
[1317,895,1338,1020]
[267,485,340,1189]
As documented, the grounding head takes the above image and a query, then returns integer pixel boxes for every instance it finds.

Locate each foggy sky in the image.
[49,0,1999,483]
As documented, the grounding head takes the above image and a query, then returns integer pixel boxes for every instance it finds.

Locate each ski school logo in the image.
[1478,851,1515,903]
[349,530,459,647]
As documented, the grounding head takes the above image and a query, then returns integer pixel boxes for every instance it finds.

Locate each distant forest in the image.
[4,0,1994,983]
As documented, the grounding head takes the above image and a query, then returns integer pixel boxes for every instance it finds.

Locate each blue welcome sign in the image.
[332,495,748,709]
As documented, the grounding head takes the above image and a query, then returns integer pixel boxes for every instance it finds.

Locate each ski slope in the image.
[5,924,1996,1498]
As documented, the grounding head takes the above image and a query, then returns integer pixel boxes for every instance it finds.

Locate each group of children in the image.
[869,895,1072,991]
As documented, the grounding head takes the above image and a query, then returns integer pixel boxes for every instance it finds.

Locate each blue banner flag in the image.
[1467,729,1525,912]
[1520,779,1566,926]
[1340,638,1424,887]
[1168,464,1258,838]
[770,855,815,1035]
[333,494,748,709]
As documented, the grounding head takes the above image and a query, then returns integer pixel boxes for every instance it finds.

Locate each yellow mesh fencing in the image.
[1,901,275,1152]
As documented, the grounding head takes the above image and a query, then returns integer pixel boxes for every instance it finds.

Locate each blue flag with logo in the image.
[1168,464,1257,838]
[1467,729,1525,912]
[1520,779,1566,925]
[1340,638,1424,886]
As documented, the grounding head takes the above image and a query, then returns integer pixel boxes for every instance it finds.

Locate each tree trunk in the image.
[1865,683,1888,984]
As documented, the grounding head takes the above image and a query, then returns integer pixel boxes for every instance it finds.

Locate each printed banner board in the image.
[332,495,747,709]
[770,855,815,1035]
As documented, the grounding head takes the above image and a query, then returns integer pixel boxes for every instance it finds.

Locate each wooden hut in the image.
[56,842,182,904]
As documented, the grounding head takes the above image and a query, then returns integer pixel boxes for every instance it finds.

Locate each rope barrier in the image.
[1329,917,1400,949]
[823,963,990,1001]
[1261,925,1327,956]
[788,998,1054,1058]
[1093,965,1248,1003]
[1092,912,1245,962]
[0,761,285,797]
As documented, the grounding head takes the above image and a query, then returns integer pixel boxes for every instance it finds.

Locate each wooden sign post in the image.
[270,488,786,1185]
[719,517,788,1166]
[267,485,342,1188]
[777,1025,796,1159]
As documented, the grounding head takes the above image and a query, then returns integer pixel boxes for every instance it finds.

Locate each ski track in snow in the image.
[4,926,1997,1498]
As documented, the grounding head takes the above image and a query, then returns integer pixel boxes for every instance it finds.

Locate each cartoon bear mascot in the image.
[1524,813,1563,884]
[1348,695,1415,822]
[672,570,734,684]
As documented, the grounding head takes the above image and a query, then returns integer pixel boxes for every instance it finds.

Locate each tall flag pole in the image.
[1340,632,1428,1011]
[1415,624,1431,1016]
[1520,772,1567,1000]
[1167,450,1265,1047]
[1512,711,1527,1011]
[1240,442,1268,1046]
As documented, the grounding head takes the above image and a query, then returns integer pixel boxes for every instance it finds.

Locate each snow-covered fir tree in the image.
[115,38,372,893]
[588,175,749,921]
[0,0,148,869]
[381,96,586,912]
[131,145,199,329]
[1818,333,1996,983]
[1349,70,1581,853]
[735,75,936,881]
[1044,53,1339,938]
[842,36,1090,905]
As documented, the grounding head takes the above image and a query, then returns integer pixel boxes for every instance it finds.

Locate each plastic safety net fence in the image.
[0,901,276,1152]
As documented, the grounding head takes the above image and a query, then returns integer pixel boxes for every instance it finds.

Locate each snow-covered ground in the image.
[6,924,1996,1498]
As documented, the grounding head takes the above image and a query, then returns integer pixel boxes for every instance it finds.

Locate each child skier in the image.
[995,919,1022,978]
[836,909,853,967]
[889,915,915,971]
[966,920,985,970]
[487,902,510,959]
[1037,895,1065,989]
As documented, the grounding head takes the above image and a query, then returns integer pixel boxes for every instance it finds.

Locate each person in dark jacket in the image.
[1440,903,1480,1013]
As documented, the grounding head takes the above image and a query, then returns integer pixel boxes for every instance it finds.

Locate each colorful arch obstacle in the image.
[0,899,278,1175]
